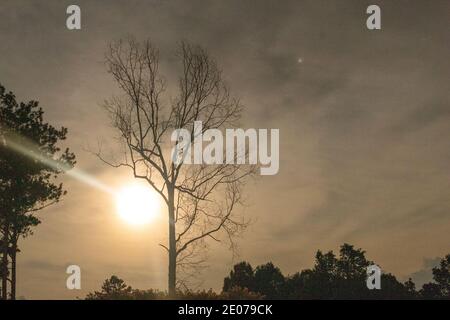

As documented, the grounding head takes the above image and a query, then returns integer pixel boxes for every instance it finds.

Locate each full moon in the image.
[115,184,161,225]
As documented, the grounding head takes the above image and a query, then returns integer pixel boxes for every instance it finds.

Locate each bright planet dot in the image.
[116,184,161,226]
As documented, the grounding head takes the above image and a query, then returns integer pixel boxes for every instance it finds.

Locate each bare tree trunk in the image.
[168,185,177,297]
[10,240,16,300]
[1,224,9,300]
[0,238,3,299]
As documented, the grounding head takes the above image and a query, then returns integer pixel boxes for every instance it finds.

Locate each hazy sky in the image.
[1,0,449,299]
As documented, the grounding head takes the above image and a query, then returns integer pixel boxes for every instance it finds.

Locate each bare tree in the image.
[99,38,256,296]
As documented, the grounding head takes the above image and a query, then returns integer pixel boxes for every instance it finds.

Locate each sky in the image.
[0,0,449,299]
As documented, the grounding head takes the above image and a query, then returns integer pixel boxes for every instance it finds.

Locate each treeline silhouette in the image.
[86,244,450,300]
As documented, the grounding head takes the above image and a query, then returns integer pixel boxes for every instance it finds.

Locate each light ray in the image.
[3,136,115,195]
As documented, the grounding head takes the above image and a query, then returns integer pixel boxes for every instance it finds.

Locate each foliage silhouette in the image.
[86,244,450,300]
[0,84,75,300]
[86,275,262,300]
[420,254,450,299]
[223,261,254,292]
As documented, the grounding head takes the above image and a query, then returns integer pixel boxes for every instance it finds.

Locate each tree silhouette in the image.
[223,261,285,299]
[87,245,450,300]
[420,282,442,299]
[431,254,450,297]
[0,84,75,299]
[334,244,372,299]
[86,275,134,300]
[223,261,254,292]
[97,38,256,296]
[420,254,450,299]
[253,262,285,299]
[223,244,420,300]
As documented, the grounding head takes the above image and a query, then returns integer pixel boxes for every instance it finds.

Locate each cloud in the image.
[22,260,64,273]
[2,0,449,297]
[408,257,441,289]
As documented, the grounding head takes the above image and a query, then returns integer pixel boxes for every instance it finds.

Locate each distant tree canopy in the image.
[0,83,75,300]
[87,244,450,300]
[86,275,262,300]
[223,244,448,300]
